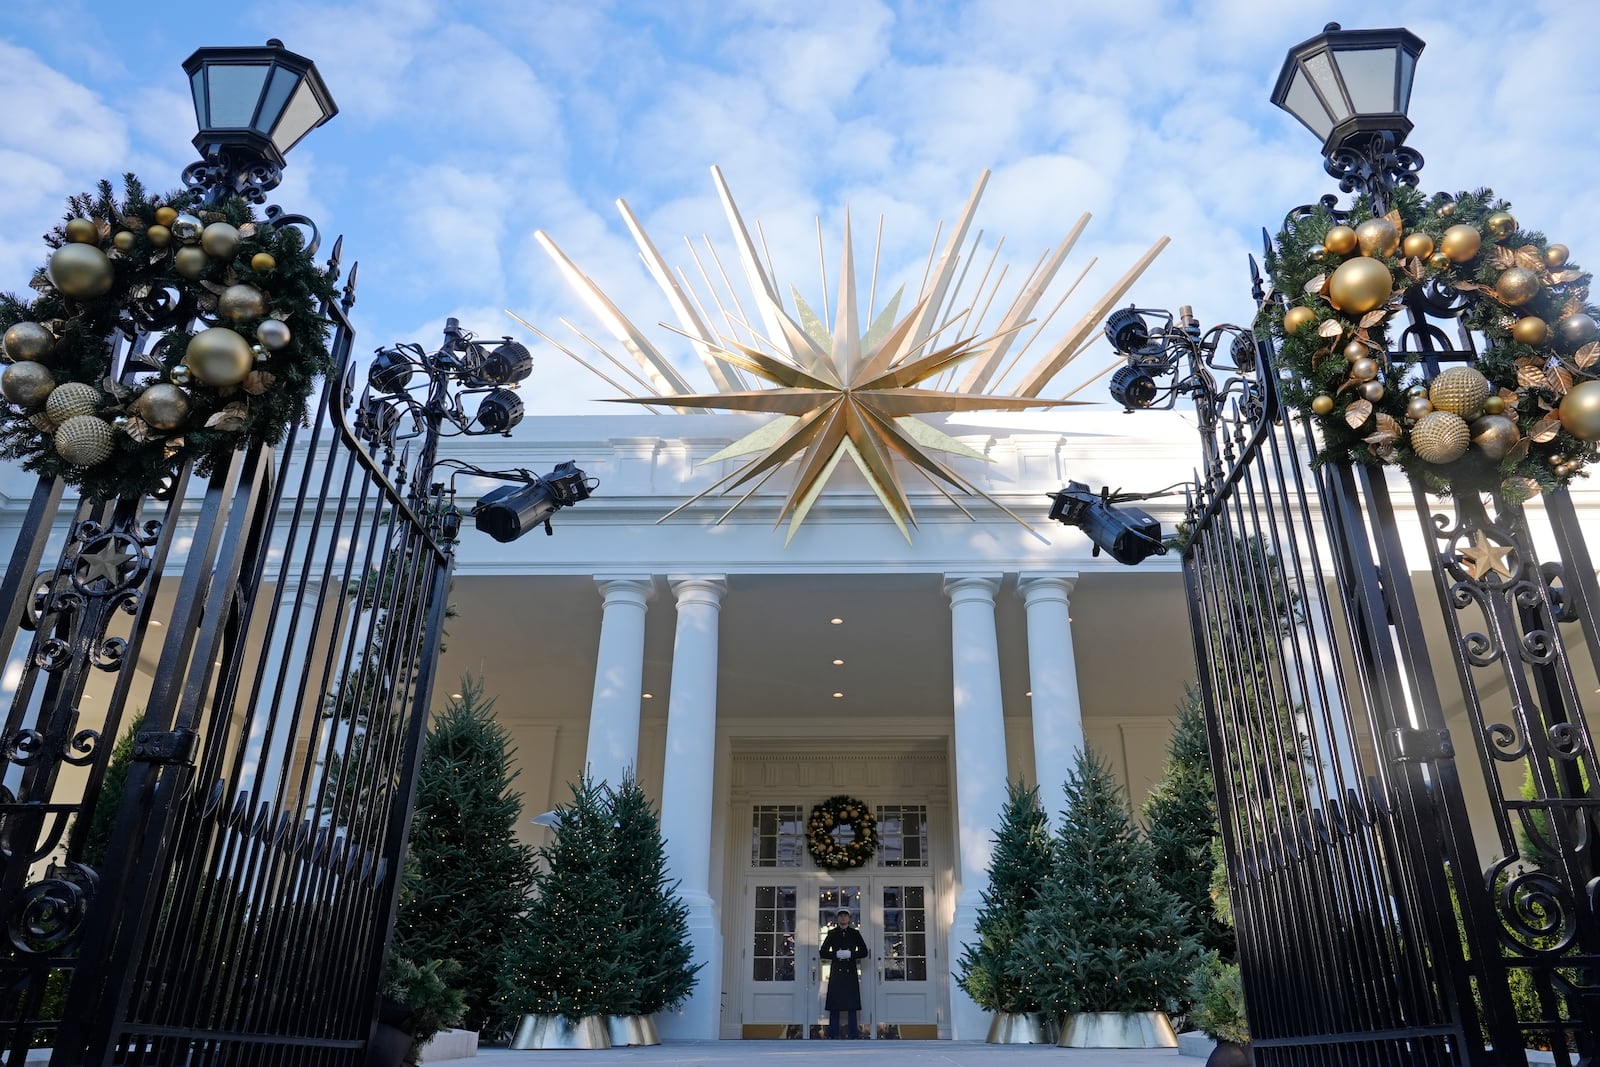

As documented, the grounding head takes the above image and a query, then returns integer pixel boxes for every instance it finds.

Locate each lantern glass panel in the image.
[189,68,206,127]
[257,65,300,135]
[1334,47,1399,114]
[205,64,271,128]
[1304,50,1347,121]
[272,79,325,152]
[1398,47,1416,111]
[1284,68,1333,139]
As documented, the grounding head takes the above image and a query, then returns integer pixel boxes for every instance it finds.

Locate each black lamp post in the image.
[1271,23,1426,212]
[181,39,338,204]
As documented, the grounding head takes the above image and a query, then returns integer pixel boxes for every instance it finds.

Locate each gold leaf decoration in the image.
[1516,359,1550,390]
[1505,438,1531,465]
[1318,319,1344,339]
[1384,209,1403,230]
[1529,415,1562,443]
[1405,257,1426,281]
[238,223,258,238]
[1514,249,1545,272]
[1491,247,1518,270]
[1563,295,1585,318]
[242,370,276,396]
[204,402,249,432]
[1546,362,1574,395]
[1359,309,1388,329]
[1575,342,1600,369]
[121,416,152,443]
[1345,398,1373,429]
[1374,413,1402,437]
[1305,273,1329,296]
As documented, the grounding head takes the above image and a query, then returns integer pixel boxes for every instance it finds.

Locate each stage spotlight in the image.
[1109,365,1161,410]
[1047,481,1167,566]
[481,341,533,386]
[472,460,592,542]
[476,388,524,433]
[368,347,414,394]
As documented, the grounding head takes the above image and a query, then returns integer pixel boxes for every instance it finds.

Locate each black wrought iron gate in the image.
[1184,259,1598,1064]
[0,231,455,1065]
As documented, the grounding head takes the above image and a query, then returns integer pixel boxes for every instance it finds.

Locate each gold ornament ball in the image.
[113,230,137,252]
[1511,316,1550,347]
[1328,256,1393,315]
[64,217,99,244]
[1496,267,1541,307]
[1411,410,1471,465]
[1428,251,1450,271]
[218,284,268,323]
[147,224,172,248]
[3,322,53,363]
[1,361,55,410]
[1283,306,1316,335]
[1402,232,1435,259]
[1342,339,1367,362]
[1471,414,1521,462]
[1440,224,1482,263]
[174,245,208,279]
[256,318,292,351]
[184,327,254,387]
[53,415,115,467]
[44,381,100,424]
[1549,453,1567,467]
[1437,202,1456,218]
[250,252,276,272]
[171,213,203,244]
[1361,380,1386,402]
[1355,217,1401,257]
[1407,395,1434,420]
[1483,395,1507,416]
[1556,313,1599,352]
[200,222,242,260]
[1323,225,1358,256]
[154,206,178,226]
[1351,356,1378,381]
[1310,394,1334,416]
[1307,244,1327,263]
[1557,379,1600,441]
[1484,211,1517,241]
[134,383,192,431]
[1429,365,1492,419]
[47,243,114,300]
[1408,385,1429,398]
[1544,244,1570,270]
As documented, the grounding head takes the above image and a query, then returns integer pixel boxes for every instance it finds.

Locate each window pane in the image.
[756,885,774,908]
[753,958,773,982]
[776,958,795,982]
[755,934,774,956]
[906,886,924,908]
[907,960,927,982]
[755,911,774,933]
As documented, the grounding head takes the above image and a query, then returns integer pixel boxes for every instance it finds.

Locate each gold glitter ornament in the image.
[1410,410,1471,464]
[1355,218,1400,257]
[1428,366,1492,419]
[1544,244,1570,269]
[1495,267,1541,307]
[1,362,55,409]
[184,327,254,387]
[44,382,101,423]
[200,222,241,259]
[53,415,115,466]
[3,322,53,363]
[174,246,208,279]
[1470,414,1521,461]
[1484,211,1517,241]
[1511,317,1549,346]
[1440,224,1482,263]
[218,284,267,323]
[1323,225,1358,256]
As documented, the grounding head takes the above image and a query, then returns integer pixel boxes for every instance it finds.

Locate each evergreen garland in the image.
[1014,747,1200,1016]
[606,774,701,1016]
[1143,687,1234,961]
[499,776,635,1022]
[391,678,536,1035]
[0,174,335,501]
[955,780,1053,1014]
[1267,185,1600,500]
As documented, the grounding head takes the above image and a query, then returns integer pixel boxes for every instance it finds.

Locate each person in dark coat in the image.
[820,908,870,1038]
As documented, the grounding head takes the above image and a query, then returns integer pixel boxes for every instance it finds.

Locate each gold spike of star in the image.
[1457,529,1515,581]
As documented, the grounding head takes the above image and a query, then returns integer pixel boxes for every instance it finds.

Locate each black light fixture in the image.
[1272,23,1424,155]
[184,40,338,170]
[362,320,539,451]
[481,341,534,387]
[1047,482,1168,566]
[368,347,416,394]
[475,388,524,434]
[471,461,595,542]
[1108,364,1161,410]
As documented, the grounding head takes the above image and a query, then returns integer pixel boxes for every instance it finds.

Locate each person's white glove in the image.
[836,949,851,959]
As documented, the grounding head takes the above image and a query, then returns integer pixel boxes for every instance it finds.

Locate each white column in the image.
[942,573,1008,1040]
[583,575,653,789]
[657,575,726,1040]
[1019,573,1083,818]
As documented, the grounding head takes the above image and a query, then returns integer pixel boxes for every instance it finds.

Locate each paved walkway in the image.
[430,1041,1194,1066]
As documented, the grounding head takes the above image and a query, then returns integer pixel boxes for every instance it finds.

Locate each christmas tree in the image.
[955,780,1053,1013]
[1015,747,1201,1016]
[499,775,634,1022]
[605,774,700,1016]
[1143,687,1234,959]
[391,678,536,1034]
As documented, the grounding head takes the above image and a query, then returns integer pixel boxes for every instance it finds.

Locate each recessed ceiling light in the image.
[642,692,654,699]
[450,693,463,699]
[150,619,164,627]
[830,617,843,625]
[1025,691,1033,697]
[832,659,844,666]
[832,692,844,698]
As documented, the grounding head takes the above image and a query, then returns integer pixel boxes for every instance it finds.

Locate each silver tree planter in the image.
[509,1014,611,1050]
[1058,1011,1178,1048]
[605,1015,660,1047]
[985,1012,1053,1044]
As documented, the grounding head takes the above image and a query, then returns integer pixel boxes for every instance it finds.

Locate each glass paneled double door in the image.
[741,874,937,1039]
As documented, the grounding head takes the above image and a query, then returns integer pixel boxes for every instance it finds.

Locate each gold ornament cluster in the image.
[806,795,879,870]
[1274,190,1600,498]
[0,180,328,499]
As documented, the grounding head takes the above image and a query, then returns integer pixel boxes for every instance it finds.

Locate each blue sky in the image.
[3,0,1597,417]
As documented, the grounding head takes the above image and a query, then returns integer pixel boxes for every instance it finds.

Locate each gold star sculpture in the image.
[514,166,1169,542]
[76,540,134,588]
[1458,529,1515,581]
